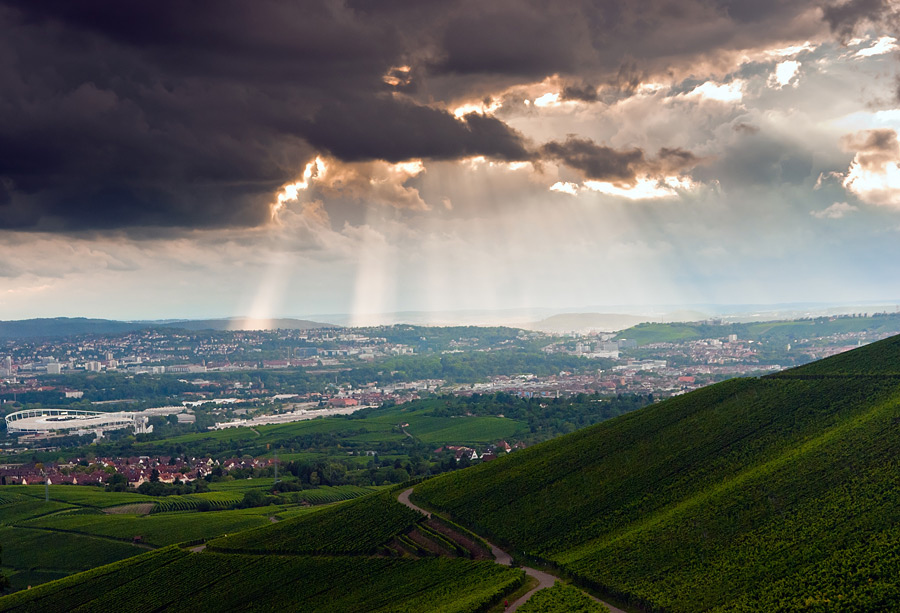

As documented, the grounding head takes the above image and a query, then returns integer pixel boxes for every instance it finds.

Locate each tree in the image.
[106,473,128,492]
[150,468,160,483]
[241,490,265,508]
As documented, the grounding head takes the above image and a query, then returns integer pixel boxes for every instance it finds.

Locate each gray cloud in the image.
[693,131,814,189]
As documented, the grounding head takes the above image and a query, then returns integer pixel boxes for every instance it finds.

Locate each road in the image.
[397,488,625,613]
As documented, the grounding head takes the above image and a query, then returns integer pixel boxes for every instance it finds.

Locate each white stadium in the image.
[5,408,152,436]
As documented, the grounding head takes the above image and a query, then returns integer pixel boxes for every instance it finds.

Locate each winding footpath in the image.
[398,488,625,613]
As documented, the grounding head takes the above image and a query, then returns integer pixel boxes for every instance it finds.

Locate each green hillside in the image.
[614,312,900,346]
[412,334,900,611]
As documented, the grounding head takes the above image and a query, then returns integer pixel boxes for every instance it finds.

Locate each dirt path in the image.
[397,488,624,613]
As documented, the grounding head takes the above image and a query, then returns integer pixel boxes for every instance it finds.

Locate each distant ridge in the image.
[0,317,334,339]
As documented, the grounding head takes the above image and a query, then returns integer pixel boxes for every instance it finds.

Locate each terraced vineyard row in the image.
[0,548,525,613]
[296,484,376,504]
[149,493,243,513]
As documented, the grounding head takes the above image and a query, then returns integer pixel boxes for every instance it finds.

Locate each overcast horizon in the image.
[3,1,900,325]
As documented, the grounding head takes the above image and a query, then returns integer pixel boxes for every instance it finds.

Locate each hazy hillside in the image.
[413,334,900,611]
[0,317,331,339]
[522,313,657,334]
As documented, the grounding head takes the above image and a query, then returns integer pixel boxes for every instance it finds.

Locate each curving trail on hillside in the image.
[397,488,624,612]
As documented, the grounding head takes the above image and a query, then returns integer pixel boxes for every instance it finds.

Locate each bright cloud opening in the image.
[764,41,816,58]
[534,92,561,107]
[550,181,579,196]
[453,98,502,118]
[681,80,744,103]
[580,176,697,200]
[768,60,801,89]
[843,159,900,207]
[856,36,898,58]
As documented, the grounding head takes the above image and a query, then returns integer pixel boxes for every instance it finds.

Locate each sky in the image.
[2,0,900,324]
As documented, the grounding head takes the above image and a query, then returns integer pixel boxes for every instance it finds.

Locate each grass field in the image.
[20,508,277,547]
[129,401,528,458]
[7,485,153,508]
[406,415,526,445]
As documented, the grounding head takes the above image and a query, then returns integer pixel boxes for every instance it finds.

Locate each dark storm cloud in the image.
[0,0,844,232]
[541,138,700,183]
[822,0,891,39]
[561,83,600,102]
[302,97,532,163]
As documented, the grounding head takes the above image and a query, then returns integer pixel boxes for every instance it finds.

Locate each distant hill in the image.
[520,311,711,334]
[0,317,333,339]
[521,312,657,334]
[412,333,900,611]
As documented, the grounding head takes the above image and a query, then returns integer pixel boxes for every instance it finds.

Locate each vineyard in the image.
[0,499,75,525]
[516,583,608,613]
[0,526,140,592]
[412,334,900,612]
[149,492,243,513]
[208,489,422,555]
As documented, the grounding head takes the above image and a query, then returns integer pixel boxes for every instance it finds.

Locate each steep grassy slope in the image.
[413,335,900,612]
